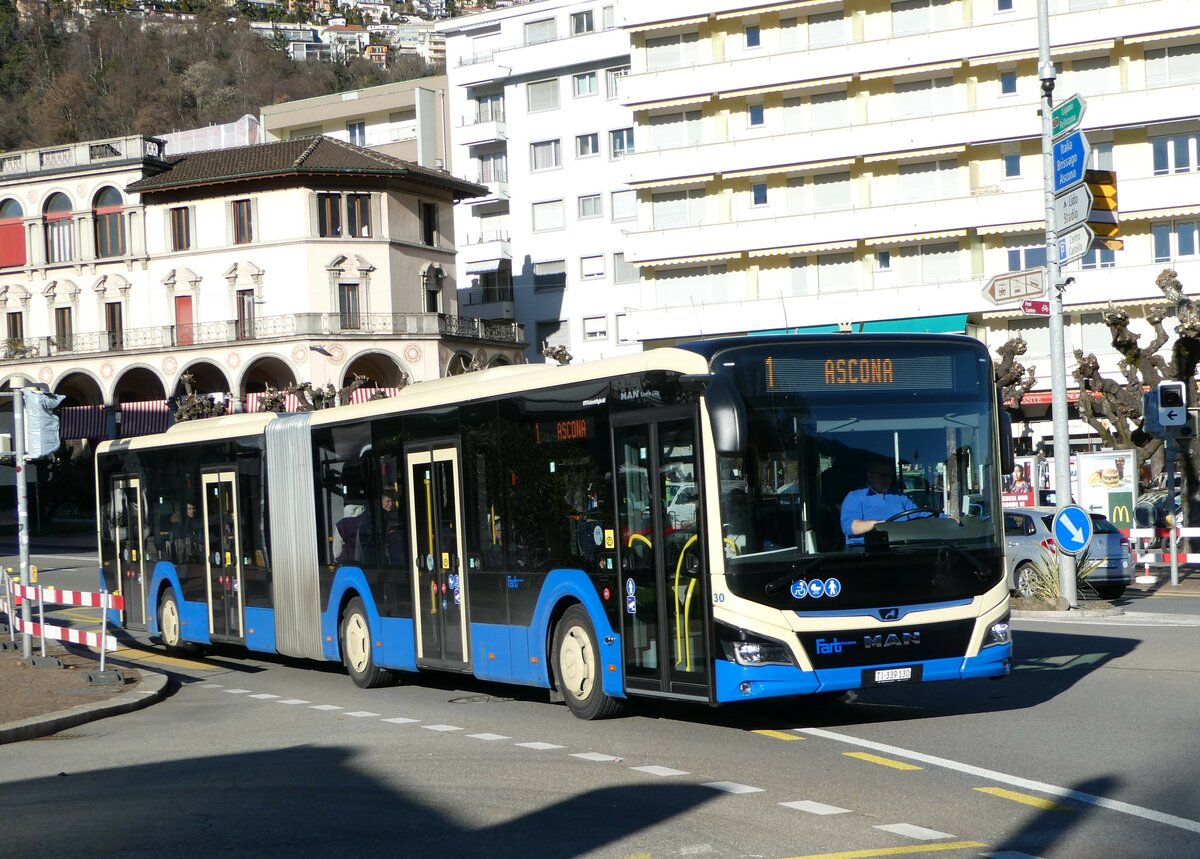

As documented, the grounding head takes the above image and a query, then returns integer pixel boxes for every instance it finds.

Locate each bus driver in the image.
[841,458,917,546]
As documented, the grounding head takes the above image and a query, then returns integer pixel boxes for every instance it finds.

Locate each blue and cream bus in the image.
[96,333,1012,719]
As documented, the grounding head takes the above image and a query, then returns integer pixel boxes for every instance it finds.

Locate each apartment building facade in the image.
[438,0,647,363]
[0,135,524,444]
[611,0,1200,450]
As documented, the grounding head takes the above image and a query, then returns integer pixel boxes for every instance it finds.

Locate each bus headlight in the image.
[717,624,795,667]
[985,615,1012,647]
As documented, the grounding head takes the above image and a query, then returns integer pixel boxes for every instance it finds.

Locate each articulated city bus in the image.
[96,333,1012,719]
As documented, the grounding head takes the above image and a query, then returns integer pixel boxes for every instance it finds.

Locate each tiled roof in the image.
[127,136,484,198]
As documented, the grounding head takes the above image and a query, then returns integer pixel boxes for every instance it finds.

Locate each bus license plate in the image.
[863,665,919,686]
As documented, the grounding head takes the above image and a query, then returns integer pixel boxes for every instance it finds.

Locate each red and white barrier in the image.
[13,584,124,611]
[1129,527,1200,565]
[3,613,118,651]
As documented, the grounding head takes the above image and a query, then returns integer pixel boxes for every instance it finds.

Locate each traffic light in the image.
[1085,169,1121,251]
[1157,381,1187,428]
[23,389,65,459]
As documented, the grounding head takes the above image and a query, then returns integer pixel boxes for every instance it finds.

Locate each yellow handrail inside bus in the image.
[627,533,652,550]
[673,534,698,670]
[424,474,435,616]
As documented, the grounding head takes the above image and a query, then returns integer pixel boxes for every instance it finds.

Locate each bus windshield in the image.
[712,339,1003,605]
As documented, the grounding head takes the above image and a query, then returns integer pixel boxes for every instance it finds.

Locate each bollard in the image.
[1135,560,1156,585]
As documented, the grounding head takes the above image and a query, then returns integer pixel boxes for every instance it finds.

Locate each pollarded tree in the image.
[1072,268,1200,528]
[994,335,1038,406]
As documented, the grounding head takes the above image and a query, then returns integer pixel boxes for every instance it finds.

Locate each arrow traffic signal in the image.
[1085,169,1119,240]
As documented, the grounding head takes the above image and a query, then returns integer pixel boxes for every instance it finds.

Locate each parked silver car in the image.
[1002,506,1132,600]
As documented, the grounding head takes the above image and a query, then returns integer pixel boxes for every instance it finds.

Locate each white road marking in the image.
[249,693,280,700]
[199,684,223,689]
[309,704,344,711]
[422,724,462,732]
[343,711,380,718]
[875,823,954,840]
[680,845,714,855]
[571,752,621,762]
[982,853,1046,858]
[276,699,311,705]
[223,688,252,694]
[516,741,564,750]
[631,765,689,777]
[382,717,419,724]
[703,781,764,794]
[468,733,511,741]
[799,726,1200,835]
[779,800,851,815]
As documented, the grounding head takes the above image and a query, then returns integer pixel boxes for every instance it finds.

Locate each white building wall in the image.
[440,0,641,363]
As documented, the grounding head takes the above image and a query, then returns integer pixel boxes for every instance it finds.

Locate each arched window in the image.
[93,187,126,259]
[0,198,24,268]
[43,193,75,264]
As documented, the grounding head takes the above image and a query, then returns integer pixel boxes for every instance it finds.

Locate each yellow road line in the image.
[975,786,1070,810]
[754,729,805,741]
[844,751,923,771]
[784,841,986,859]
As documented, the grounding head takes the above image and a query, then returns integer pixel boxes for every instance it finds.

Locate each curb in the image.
[0,667,169,745]
[1012,606,1125,620]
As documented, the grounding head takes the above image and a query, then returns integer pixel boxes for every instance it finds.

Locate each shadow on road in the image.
[0,745,722,857]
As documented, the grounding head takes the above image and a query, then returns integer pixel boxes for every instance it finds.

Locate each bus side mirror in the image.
[997,389,1014,473]
[701,375,747,456]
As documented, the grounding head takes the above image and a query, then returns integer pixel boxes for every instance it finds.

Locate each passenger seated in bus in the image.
[335,503,367,564]
[841,458,918,546]
[359,491,408,568]
[169,501,204,563]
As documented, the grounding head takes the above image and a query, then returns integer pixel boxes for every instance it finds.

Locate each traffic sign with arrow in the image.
[1085,169,1119,239]
[982,267,1045,305]
[1051,93,1086,141]
[1021,299,1050,316]
[1053,505,1094,556]
[1057,224,1095,265]
[1054,185,1093,234]
[1053,131,1090,194]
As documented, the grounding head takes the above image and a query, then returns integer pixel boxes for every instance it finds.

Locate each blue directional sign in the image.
[1052,505,1094,556]
[1053,131,1090,194]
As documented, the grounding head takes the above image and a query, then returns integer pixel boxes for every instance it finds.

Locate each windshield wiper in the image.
[887,538,992,581]
[764,556,825,596]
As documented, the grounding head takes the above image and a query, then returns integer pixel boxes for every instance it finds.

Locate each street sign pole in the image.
[1039,0,1077,608]
[1166,432,1178,587]
[12,383,32,660]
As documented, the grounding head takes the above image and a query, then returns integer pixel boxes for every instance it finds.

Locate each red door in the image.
[175,296,194,346]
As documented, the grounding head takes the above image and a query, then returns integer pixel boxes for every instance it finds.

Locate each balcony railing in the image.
[0,312,525,362]
[463,230,511,245]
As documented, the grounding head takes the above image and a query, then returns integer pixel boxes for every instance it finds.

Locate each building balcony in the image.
[459,113,507,146]
[460,231,512,262]
[0,312,525,365]
[0,135,167,179]
[466,178,510,206]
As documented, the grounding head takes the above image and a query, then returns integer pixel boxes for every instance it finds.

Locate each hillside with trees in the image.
[0,1,439,153]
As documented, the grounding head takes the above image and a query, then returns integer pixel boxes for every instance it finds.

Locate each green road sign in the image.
[1052,93,1086,141]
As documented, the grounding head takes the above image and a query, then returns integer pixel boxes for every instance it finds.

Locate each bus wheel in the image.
[340,597,392,689]
[553,605,625,720]
[158,590,183,651]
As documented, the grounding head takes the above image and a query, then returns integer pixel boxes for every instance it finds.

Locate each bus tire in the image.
[553,605,625,720]
[158,590,183,651]
[340,597,393,689]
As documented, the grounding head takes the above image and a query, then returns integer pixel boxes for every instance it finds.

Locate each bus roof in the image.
[96,347,712,451]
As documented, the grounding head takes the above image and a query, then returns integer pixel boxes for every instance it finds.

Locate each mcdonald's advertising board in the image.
[1077,450,1137,530]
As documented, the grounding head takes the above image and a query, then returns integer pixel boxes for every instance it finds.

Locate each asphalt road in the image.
[3,549,1199,858]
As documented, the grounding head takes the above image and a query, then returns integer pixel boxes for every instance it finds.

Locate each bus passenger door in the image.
[406,446,470,669]
[110,476,148,629]
[202,471,243,640]
[613,415,711,702]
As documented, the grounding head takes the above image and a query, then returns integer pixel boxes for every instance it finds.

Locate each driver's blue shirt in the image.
[841,486,916,545]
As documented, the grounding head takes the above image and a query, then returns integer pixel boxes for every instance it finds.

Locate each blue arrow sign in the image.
[1053,505,1094,556]
[1053,131,1090,194]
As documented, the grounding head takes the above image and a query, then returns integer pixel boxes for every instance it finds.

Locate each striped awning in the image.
[977,221,1044,236]
[59,404,108,441]
[119,400,170,437]
[714,1,820,20]
[725,157,854,181]
[630,94,712,111]
[1124,205,1200,222]
[1126,27,1200,45]
[628,173,714,190]
[1052,39,1116,58]
[629,15,708,33]
[864,229,967,247]
[464,258,506,275]
[723,75,851,100]
[967,50,1037,68]
[747,240,857,258]
[863,145,966,164]
[860,60,961,82]
[641,251,742,267]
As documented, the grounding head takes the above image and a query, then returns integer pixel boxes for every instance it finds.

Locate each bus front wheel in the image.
[340,597,393,689]
[553,605,625,720]
[158,590,183,651]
